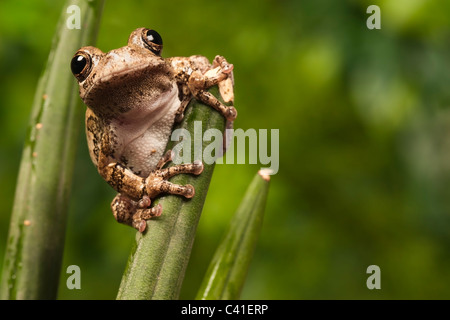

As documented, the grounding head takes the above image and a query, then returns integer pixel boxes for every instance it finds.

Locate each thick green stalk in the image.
[196,170,271,300]
[117,87,226,300]
[0,0,104,300]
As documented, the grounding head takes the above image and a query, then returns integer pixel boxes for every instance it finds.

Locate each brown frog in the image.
[70,27,236,232]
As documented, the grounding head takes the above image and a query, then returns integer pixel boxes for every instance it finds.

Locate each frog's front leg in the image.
[187,56,237,122]
[170,55,237,123]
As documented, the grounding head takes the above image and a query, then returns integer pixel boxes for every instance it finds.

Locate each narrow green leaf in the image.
[0,0,105,300]
[117,87,227,300]
[196,169,271,300]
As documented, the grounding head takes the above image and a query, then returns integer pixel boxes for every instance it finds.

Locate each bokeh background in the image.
[1,0,450,299]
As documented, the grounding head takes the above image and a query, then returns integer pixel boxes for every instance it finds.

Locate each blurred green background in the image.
[1,0,450,299]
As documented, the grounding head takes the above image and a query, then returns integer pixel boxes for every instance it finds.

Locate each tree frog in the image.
[70,28,236,232]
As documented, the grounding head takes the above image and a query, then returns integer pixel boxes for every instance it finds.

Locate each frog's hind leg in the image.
[131,160,204,232]
[111,194,162,232]
[109,156,204,233]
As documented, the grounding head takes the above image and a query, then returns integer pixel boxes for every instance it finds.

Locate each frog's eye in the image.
[71,52,92,82]
[142,29,163,55]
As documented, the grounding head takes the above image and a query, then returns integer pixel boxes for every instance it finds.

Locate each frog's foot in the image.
[212,55,235,105]
[212,55,234,75]
[132,203,163,233]
[111,194,162,232]
[110,161,204,232]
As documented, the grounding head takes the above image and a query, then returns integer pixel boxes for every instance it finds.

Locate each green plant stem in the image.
[0,0,104,300]
[196,170,271,300]
[117,87,226,300]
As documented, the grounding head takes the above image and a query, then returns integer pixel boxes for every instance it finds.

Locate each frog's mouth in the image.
[80,45,167,104]
[81,62,154,102]
[82,67,176,121]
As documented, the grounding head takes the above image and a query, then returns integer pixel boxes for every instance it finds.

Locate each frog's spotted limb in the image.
[110,157,204,232]
[111,194,163,233]
[187,56,237,122]
[170,55,237,124]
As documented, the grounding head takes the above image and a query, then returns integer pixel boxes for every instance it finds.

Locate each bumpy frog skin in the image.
[71,28,236,232]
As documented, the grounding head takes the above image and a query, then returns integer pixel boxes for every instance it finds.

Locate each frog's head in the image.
[70,28,171,119]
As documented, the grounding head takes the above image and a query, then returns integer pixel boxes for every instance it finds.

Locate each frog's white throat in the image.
[110,83,181,176]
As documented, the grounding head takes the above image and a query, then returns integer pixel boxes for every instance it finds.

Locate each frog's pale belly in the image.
[117,85,181,177]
